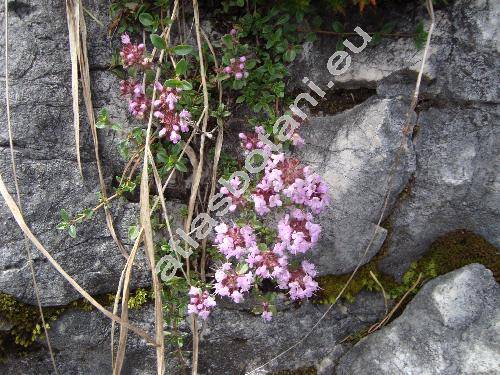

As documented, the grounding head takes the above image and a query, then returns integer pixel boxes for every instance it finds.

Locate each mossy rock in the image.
[316,230,499,304]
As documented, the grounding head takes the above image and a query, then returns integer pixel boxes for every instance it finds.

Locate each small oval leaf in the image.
[150,34,166,50]
[173,44,193,56]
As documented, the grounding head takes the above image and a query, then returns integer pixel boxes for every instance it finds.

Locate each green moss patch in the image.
[316,229,499,305]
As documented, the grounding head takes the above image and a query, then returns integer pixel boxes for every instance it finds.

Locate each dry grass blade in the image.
[368,273,423,334]
[183,143,199,173]
[75,0,129,259]
[369,270,388,314]
[113,233,143,374]
[188,2,210,373]
[0,172,156,345]
[65,0,83,177]
[111,267,126,369]
[200,28,223,281]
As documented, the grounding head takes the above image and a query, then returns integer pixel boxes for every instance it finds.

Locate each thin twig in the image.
[188,2,211,373]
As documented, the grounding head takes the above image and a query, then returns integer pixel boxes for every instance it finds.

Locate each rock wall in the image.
[0,0,498,374]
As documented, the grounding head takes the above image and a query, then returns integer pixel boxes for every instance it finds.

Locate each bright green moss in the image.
[315,258,399,304]
[0,293,64,360]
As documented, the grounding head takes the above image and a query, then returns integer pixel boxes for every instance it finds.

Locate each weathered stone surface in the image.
[200,293,386,374]
[336,264,500,374]
[0,303,159,374]
[379,104,500,278]
[0,292,387,374]
[0,0,158,306]
[299,97,416,275]
[292,0,500,103]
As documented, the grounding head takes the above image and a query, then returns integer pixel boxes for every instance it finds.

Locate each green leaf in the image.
[332,21,344,33]
[111,123,123,131]
[164,78,182,88]
[221,34,233,49]
[245,59,256,70]
[236,263,249,275]
[56,222,68,230]
[335,40,345,51]
[68,225,77,238]
[174,160,188,173]
[83,208,94,219]
[235,95,245,104]
[60,209,70,222]
[173,44,193,56]
[139,13,154,26]
[150,34,166,50]
[175,58,188,76]
[179,80,192,91]
[128,225,140,241]
[283,49,297,62]
[276,15,290,25]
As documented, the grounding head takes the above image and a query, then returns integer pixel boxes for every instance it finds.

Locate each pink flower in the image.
[262,310,273,321]
[153,84,191,143]
[246,244,289,282]
[283,168,330,214]
[214,222,256,260]
[187,286,216,320]
[214,263,254,303]
[238,126,274,155]
[222,55,248,80]
[261,302,273,321]
[219,177,246,212]
[286,261,319,300]
[278,209,321,254]
[120,34,149,68]
[127,83,151,119]
[120,79,137,96]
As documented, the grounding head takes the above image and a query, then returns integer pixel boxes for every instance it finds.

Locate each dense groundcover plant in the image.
[55,0,440,367]
[113,27,330,321]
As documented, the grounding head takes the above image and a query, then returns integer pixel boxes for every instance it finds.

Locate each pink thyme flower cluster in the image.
[120,34,149,68]
[187,286,216,320]
[120,80,151,119]
[250,153,330,216]
[153,82,192,143]
[283,260,318,300]
[214,263,253,303]
[118,34,193,145]
[223,56,249,80]
[238,126,274,155]
[278,209,321,254]
[219,176,247,212]
[209,124,330,321]
[214,223,256,260]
